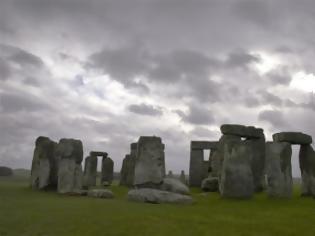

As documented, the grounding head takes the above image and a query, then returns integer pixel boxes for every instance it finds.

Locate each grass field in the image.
[1,176,315,236]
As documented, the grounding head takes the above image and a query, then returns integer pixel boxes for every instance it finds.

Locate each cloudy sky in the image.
[1,0,315,176]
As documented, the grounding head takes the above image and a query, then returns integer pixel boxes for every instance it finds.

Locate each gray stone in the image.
[189,148,204,187]
[273,132,312,145]
[56,138,83,194]
[134,136,165,187]
[191,141,218,150]
[127,188,193,204]
[220,140,254,199]
[201,177,219,192]
[87,189,114,198]
[221,124,264,138]
[245,137,266,192]
[299,144,315,196]
[83,155,97,188]
[30,136,58,190]
[90,151,108,157]
[215,134,242,180]
[179,170,187,185]
[101,157,114,186]
[160,177,190,195]
[265,142,293,198]
[167,170,174,178]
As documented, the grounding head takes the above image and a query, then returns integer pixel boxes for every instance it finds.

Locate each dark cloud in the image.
[225,50,260,68]
[176,104,215,125]
[259,91,283,107]
[128,103,163,116]
[0,58,11,80]
[0,91,50,112]
[258,109,288,128]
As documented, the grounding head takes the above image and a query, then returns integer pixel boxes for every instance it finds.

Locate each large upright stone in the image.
[134,136,165,188]
[120,143,137,187]
[220,140,254,198]
[56,138,83,194]
[30,136,58,190]
[299,144,315,196]
[83,155,97,188]
[273,132,312,145]
[101,157,114,186]
[215,134,241,180]
[245,136,266,192]
[179,170,187,185]
[265,142,292,198]
[189,148,203,187]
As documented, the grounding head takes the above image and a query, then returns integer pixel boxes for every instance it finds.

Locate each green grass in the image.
[1,177,315,236]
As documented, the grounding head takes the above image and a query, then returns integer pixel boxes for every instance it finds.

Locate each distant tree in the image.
[0,166,13,176]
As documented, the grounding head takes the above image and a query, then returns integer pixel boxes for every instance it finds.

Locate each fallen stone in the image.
[220,124,264,138]
[160,177,190,195]
[273,132,312,145]
[127,188,193,204]
[299,144,315,196]
[201,177,219,192]
[220,140,254,199]
[265,142,293,198]
[87,189,114,198]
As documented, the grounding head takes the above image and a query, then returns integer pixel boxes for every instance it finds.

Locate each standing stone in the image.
[134,136,165,188]
[265,142,293,198]
[101,157,114,186]
[179,170,187,185]
[189,148,204,187]
[216,135,242,180]
[220,140,254,198]
[167,170,174,178]
[245,136,266,192]
[83,155,97,188]
[30,136,58,190]
[299,144,315,196]
[56,138,83,194]
[120,154,130,186]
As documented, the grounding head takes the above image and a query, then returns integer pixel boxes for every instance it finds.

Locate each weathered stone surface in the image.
[215,134,242,180]
[160,177,190,195]
[120,142,137,187]
[101,157,114,186]
[299,144,315,196]
[191,141,218,150]
[134,136,165,187]
[273,132,312,145]
[30,136,58,190]
[56,138,83,194]
[189,148,204,187]
[221,124,264,138]
[90,151,108,157]
[201,177,218,192]
[87,189,114,198]
[0,166,13,176]
[179,170,187,185]
[127,188,193,204]
[245,137,266,192]
[167,170,174,178]
[265,142,292,198]
[220,140,254,199]
[83,155,97,188]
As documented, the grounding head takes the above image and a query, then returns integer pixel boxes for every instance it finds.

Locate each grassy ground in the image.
[0,177,315,236]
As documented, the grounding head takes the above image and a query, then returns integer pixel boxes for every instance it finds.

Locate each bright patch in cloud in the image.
[253,51,281,75]
[290,71,315,93]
